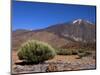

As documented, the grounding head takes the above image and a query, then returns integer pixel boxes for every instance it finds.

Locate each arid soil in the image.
[12,51,96,74]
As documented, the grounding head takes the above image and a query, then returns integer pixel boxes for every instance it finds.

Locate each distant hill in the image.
[12,19,96,50]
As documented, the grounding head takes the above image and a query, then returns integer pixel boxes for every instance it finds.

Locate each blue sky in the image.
[12,1,96,30]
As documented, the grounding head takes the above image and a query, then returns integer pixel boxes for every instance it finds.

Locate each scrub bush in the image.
[17,40,56,63]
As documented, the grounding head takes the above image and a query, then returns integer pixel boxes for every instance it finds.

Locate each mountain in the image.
[44,19,96,43]
[12,19,96,50]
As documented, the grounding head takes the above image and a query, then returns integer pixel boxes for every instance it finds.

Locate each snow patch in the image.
[72,19,82,24]
[86,20,93,24]
[72,19,93,25]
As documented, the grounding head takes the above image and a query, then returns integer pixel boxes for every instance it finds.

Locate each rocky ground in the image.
[12,51,96,74]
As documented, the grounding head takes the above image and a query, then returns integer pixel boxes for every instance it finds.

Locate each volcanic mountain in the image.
[12,19,96,50]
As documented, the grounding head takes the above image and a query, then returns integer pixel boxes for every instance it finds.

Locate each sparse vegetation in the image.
[77,50,92,58]
[55,48,92,58]
[55,48,78,55]
[17,40,56,63]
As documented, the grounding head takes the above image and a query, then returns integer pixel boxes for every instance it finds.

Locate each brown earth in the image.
[12,51,96,74]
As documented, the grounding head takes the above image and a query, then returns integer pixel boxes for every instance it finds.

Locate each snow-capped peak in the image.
[72,19,93,25]
[72,19,83,24]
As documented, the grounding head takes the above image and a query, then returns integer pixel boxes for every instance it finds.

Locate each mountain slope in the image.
[45,19,96,43]
[12,19,96,50]
[12,31,73,50]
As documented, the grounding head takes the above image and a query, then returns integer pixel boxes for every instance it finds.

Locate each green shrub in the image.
[55,49,73,55]
[71,49,78,55]
[55,48,92,57]
[17,40,56,63]
[84,51,92,56]
[77,52,86,58]
[77,49,85,53]
[77,51,92,58]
